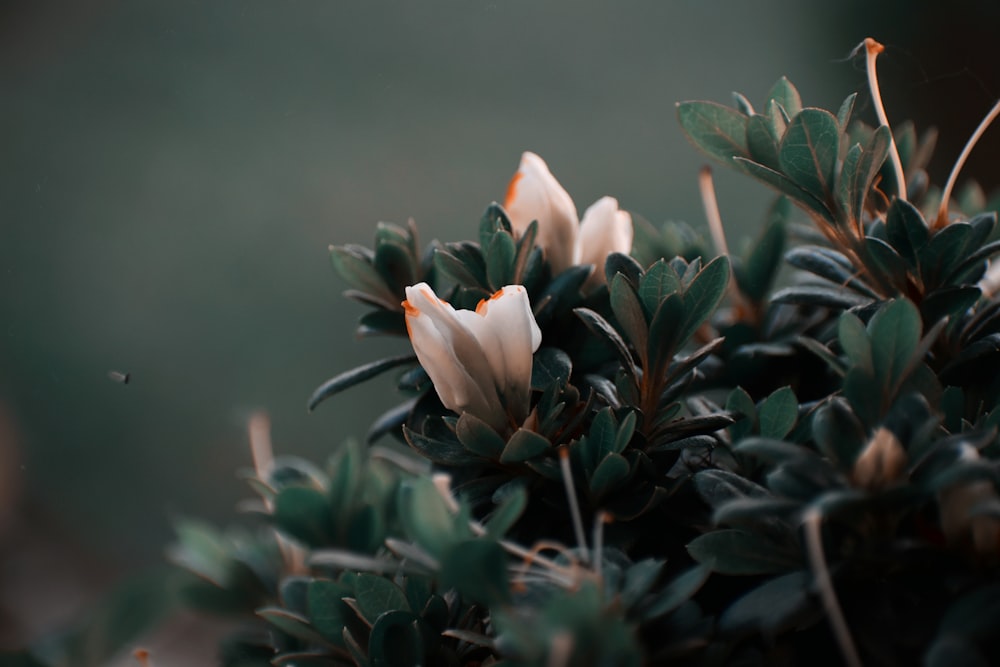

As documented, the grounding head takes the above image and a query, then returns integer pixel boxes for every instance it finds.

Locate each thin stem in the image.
[864,38,907,203]
[699,166,729,257]
[559,448,589,562]
[803,509,862,667]
[248,412,306,574]
[592,512,609,580]
[936,99,1000,229]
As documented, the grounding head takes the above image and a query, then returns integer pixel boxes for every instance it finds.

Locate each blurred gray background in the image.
[2,0,998,648]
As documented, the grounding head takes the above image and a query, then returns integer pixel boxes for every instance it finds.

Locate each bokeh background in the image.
[2,0,999,658]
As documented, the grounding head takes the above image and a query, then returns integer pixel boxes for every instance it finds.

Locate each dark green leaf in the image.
[735,213,785,302]
[456,412,506,459]
[530,346,572,391]
[678,255,730,346]
[718,571,814,635]
[694,469,769,509]
[885,199,929,268]
[767,76,803,118]
[746,114,781,170]
[610,273,649,362]
[868,298,920,393]
[397,477,463,558]
[485,230,517,290]
[771,285,873,309]
[687,529,800,575]
[500,428,551,463]
[354,574,412,624]
[258,607,332,645]
[812,399,865,468]
[575,307,637,375]
[590,453,630,496]
[642,563,712,620]
[308,355,416,412]
[638,259,682,317]
[757,387,798,439]
[734,157,835,224]
[676,101,750,165]
[368,610,425,667]
[440,539,510,605]
[836,93,857,129]
[308,579,352,645]
[779,109,840,200]
[484,485,527,538]
[838,312,872,373]
[273,487,334,545]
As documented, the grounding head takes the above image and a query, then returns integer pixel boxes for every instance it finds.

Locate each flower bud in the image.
[577,196,633,290]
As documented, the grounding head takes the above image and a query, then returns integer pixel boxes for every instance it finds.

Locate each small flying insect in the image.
[108,370,131,385]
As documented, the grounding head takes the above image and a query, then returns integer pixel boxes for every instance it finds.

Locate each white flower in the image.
[403,282,542,431]
[503,152,633,287]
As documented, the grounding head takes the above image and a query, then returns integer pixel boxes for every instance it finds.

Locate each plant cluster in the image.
[157,41,1000,666]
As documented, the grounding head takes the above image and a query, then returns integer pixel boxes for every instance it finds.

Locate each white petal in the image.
[577,196,633,290]
[503,152,579,274]
[475,285,542,421]
[404,283,503,427]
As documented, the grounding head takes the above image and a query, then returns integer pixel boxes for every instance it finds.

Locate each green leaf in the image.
[687,529,800,575]
[746,114,781,170]
[403,426,476,466]
[354,574,412,624]
[484,485,527,538]
[638,259,682,317]
[726,386,756,442]
[258,607,332,645]
[530,346,572,390]
[500,428,551,463]
[778,108,840,200]
[812,399,866,468]
[308,579,352,645]
[440,539,510,605]
[368,610,425,667]
[734,157,835,224]
[610,273,649,362]
[771,284,872,310]
[757,386,798,439]
[308,355,417,412]
[854,125,892,216]
[456,412,507,459]
[590,453,630,497]
[838,312,872,373]
[718,571,815,635]
[735,212,785,302]
[868,298,920,394]
[486,230,517,290]
[767,77,802,117]
[273,487,334,546]
[836,142,864,226]
[785,246,878,299]
[575,307,637,375]
[642,563,712,620]
[330,244,397,308]
[925,637,990,667]
[646,293,685,372]
[885,198,929,268]
[480,201,513,247]
[433,248,484,288]
[836,92,857,129]
[676,101,750,166]
[694,469,769,509]
[397,478,462,558]
[678,255,730,347]
[374,238,417,297]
